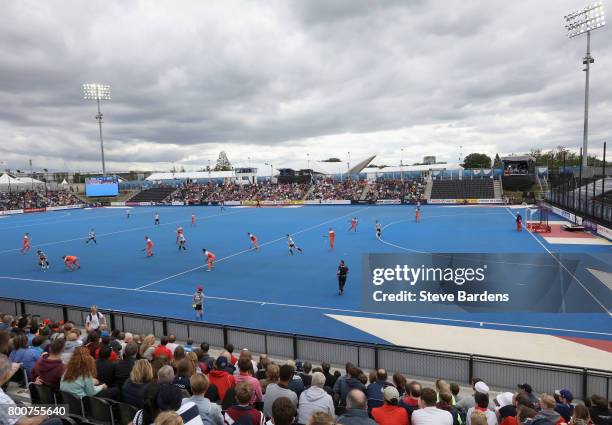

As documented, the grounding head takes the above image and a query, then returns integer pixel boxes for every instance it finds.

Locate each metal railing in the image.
[0,297,610,400]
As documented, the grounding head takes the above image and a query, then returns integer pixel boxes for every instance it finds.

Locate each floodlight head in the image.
[565,2,605,37]
[83,83,112,100]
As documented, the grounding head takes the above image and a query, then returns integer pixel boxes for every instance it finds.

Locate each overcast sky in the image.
[1,0,610,173]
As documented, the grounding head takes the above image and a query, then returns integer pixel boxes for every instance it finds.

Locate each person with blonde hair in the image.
[140,334,156,360]
[471,411,489,425]
[260,363,279,393]
[307,411,335,425]
[60,346,118,399]
[569,404,591,425]
[155,411,184,425]
[122,359,153,408]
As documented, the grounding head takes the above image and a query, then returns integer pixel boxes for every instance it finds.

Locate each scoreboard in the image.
[85,176,119,197]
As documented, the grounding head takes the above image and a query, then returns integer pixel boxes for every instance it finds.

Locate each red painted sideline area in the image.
[559,336,612,354]
[548,224,600,239]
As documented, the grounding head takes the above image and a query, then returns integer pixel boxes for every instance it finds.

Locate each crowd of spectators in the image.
[366,179,425,203]
[306,179,367,201]
[2,308,611,425]
[0,189,81,211]
[166,182,310,204]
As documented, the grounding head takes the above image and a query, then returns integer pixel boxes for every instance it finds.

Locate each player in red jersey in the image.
[20,233,31,254]
[144,236,154,257]
[516,212,523,232]
[415,206,421,223]
[191,213,196,226]
[247,232,259,251]
[348,217,358,232]
[63,255,80,271]
[202,249,216,271]
[328,227,335,250]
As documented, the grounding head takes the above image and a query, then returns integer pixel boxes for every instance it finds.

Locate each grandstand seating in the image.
[430,179,496,199]
[128,187,177,203]
[2,306,611,425]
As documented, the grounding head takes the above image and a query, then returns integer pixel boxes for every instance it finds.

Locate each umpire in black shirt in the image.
[337,260,349,295]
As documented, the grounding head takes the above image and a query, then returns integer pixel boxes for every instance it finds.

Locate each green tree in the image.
[462,153,492,169]
[321,158,341,162]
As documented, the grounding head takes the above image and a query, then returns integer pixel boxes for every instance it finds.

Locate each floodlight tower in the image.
[564,2,606,170]
[83,83,112,175]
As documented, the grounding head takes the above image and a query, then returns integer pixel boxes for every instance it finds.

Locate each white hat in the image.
[475,381,490,394]
[496,392,513,408]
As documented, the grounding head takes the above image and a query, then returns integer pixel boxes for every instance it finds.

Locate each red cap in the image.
[197,286,203,291]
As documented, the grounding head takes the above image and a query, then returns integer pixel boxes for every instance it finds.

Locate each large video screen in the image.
[85,176,119,197]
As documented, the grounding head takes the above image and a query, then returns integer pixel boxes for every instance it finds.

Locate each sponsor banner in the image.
[550,205,576,223]
[475,199,504,204]
[428,199,456,204]
[597,224,612,241]
[138,202,153,206]
[171,201,185,206]
[125,202,138,206]
[110,202,126,207]
[224,200,241,206]
[362,253,607,313]
[376,199,401,205]
[429,199,503,205]
[241,200,305,206]
[304,199,352,205]
[24,207,46,213]
[0,209,23,216]
[46,204,85,211]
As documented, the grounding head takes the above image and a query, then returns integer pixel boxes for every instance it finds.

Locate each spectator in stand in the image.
[32,337,65,391]
[166,334,179,355]
[466,392,497,425]
[158,365,175,385]
[457,380,495,413]
[123,359,154,409]
[150,383,203,425]
[234,356,263,406]
[307,412,335,425]
[322,362,336,390]
[495,392,520,423]
[183,373,223,425]
[401,380,422,416]
[337,366,367,407]
[337,389,377,425]
[259,363,279,394]
[412,387,453,425]
[555,389,575,423]
[184,338,194,353]
[297,371,335,423]
[532,394,564,425]
[173,360,193,395]
[271,397,297,425]
[371,385,410,425]
[367,368,392,413]
[223,382,265,425]
[172,346,187,371]
[450,382,461,403]
[0,353,62,425]
[517,383,540,410]
[286,360,305,398]
[9,334,39,380]
[296,361,312,387]
[154,336,174,360]
[264,364,298,418]
[394,372,408,397]
[140,334,157,361]
[60,346,119,400]
[115,342,138,388]
[256,354,270,380]
[437,392,461,425]
[471,411,489,425]
[96,345,117,387]
[570,405,593,425]
[588,394,612,425]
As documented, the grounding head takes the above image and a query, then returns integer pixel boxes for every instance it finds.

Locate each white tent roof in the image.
[16,176,44,184]
[0,173,21,184]
[146,171,236,181]
[363,163,463,173]
[60,179,69,185]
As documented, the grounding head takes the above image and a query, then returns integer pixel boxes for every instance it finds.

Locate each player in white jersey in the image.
[286,234,303,255]
[375,221,382,238]
[86,229,97,244]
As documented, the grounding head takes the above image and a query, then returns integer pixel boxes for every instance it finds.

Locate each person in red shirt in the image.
[191,213,196,226]
[202,249,216,272]
[415,206,421,223]
[328,227,335,250]
[63,255,80,270]
[516,212,523,232]
[208,356,236,401]
[372,386,410,425]
[21,233,31,253]
[152,336,173,360]
[247,232,259,251]
[145,236,154,257]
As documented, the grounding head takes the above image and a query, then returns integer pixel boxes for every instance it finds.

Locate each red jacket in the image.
[153,345,173,360]
[372,404,410,425]
[32,354,65,391]
[208,369,236,401]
